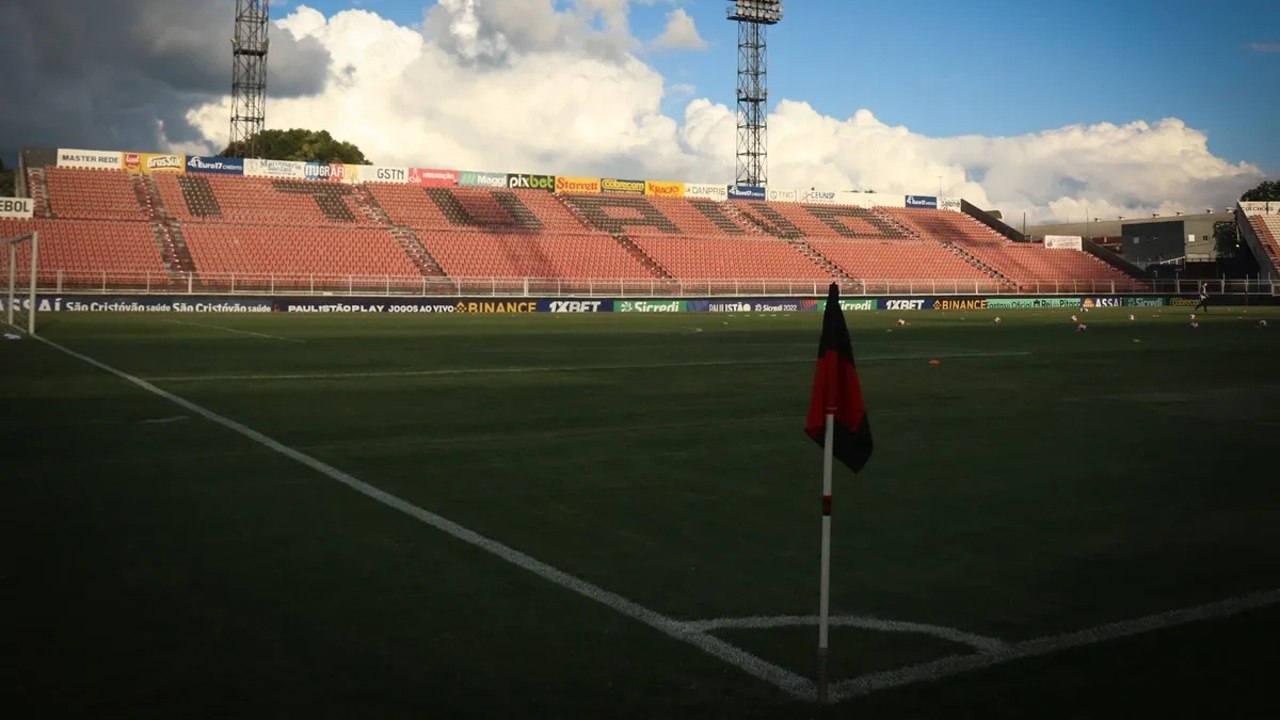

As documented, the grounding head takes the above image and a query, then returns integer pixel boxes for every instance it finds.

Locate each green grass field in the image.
[5,306,1280,718]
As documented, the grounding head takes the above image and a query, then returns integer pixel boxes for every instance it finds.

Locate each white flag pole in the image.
[817,410,834,704]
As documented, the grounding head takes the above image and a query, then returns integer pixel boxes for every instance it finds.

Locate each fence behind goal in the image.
[3,231,39,335]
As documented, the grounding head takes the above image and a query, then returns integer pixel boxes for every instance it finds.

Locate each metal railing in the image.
[28,270,1280,298]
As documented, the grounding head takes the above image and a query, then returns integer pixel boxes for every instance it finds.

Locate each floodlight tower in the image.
[230,0,270,158]
[727,0,782,188]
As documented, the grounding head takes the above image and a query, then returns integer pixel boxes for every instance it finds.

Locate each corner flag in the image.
[805,283,873,474]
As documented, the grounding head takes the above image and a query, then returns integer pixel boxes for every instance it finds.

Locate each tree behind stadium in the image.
[221,129,370,164]
[1240,179,1279,202]
[0,158,14,196]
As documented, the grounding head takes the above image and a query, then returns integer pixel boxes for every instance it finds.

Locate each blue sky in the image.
[292,0,1280,174]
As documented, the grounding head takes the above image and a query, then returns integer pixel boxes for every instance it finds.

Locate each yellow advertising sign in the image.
[554,176,601,194]
[645,180,685,198]
[123,152,185,173]
[600,178,646,195]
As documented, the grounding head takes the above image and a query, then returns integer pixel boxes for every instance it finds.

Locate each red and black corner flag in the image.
[805,283,873,473]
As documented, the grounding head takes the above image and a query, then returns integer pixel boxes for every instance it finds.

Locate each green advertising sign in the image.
[617,300,686,313]
[817,298,876,312]
[1122,296,1167,307]
[986,297,1082,309]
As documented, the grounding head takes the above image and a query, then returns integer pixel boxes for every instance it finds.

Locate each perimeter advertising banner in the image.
[905,195,939,210]
[244,158,307,179]
[727,185,766,201]
[57,148,122,170]
[555,176,602,194]
[365,166,410,183]
[767,188,797,202]
[601,178,646,195]
[879,298,936,311]
[684,183,729,201]
[800,189,839,205]
[411,168,460,186]
[817,298,876,312]
[0,296,272,313]
[686,298,819,312]
[0,198,35,218]
[122,152,185,174]
[507,173,556,192]
[616,300,686,312]
[536,299,614,313]
[645,180,684,198]
[186,156,244,175]
[458,171,506,188]
[985,297,1082,309]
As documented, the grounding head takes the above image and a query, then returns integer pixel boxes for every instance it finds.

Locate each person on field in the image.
[1194,282,1210,313]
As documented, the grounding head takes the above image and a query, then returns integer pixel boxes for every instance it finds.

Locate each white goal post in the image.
[3,231,39,336]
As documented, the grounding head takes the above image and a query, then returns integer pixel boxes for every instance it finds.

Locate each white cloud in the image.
[184,1,1264,223]
[652,8,707,51]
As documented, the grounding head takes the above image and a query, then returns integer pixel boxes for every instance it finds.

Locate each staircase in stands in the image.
[788,238,854,281]
[351,187,446,277]
[25,168,54,217]
[130,174,197,275]
[613,233,675,281]
[944,242,1015,287]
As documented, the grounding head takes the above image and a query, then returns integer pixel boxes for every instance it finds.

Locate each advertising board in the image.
[684,183,729,201]
[411,168,461,186]
[363,166,408,183]
[879,298,935,311]
[934,298,991,310]
[57,148,122,170]
[985,297,1082,309]
[1238,201,1278,216]
[616,300,685,313]
[727,185,766,201]
[537,299,614,313]
[507,173,556,192]
[186,156,244,175]
[1044,235,1084,250]
[555,176,602,194]
[767,188,797,202]
[817,298,876,311]
[0,295,272,313]
[1080,297,1123,308]
[0,198,35,219]
[303,162,346,182]
[800,189,839,205]
[645,180,685,198]
[244,158,307,179]
[1122,296,1167,307]
[457,171,505,188]
[905,195,939,210]
[600,178,646,195]
[123,153,185,174]
[939,197,963,212]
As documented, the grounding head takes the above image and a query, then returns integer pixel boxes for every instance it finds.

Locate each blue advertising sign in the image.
[905,195,938,209]
[185,155,245,175]
[727,185,766,201]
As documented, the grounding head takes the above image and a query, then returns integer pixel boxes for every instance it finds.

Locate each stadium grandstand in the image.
[1,147,1153,296]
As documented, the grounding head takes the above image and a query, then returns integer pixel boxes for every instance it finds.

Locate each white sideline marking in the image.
[830,587,1280,702]
[166,319,304,343]
[142,415,189,424]
[142,351,1033,383]
[33,335,815,701]
[685,615,1007,652]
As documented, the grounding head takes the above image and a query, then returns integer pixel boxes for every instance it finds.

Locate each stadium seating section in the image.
[1248,215,1280,263]
[10,165,1150,289]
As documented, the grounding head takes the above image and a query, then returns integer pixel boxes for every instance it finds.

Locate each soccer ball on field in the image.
[1070,315,1079,323]
[896,318,907,326]
[1075,323,1088,332]
[1189,313,1197,320]
[993,316,1003,324]
[1260,320,1270,328]
[1190,321,1200,329]
[1128,314,1135,321]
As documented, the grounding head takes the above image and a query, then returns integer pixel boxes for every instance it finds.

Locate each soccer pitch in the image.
[6,307,1280,718]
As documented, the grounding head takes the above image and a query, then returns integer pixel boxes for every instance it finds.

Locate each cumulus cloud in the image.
[653,9,708,51]
[6,0,1261,223]
[0,0,329,156]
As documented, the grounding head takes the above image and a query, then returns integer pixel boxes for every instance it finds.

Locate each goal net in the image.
[2,231,39,336]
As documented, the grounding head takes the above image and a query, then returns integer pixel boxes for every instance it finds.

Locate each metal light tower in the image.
[727,0,782,188]
[230,0,270,158]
